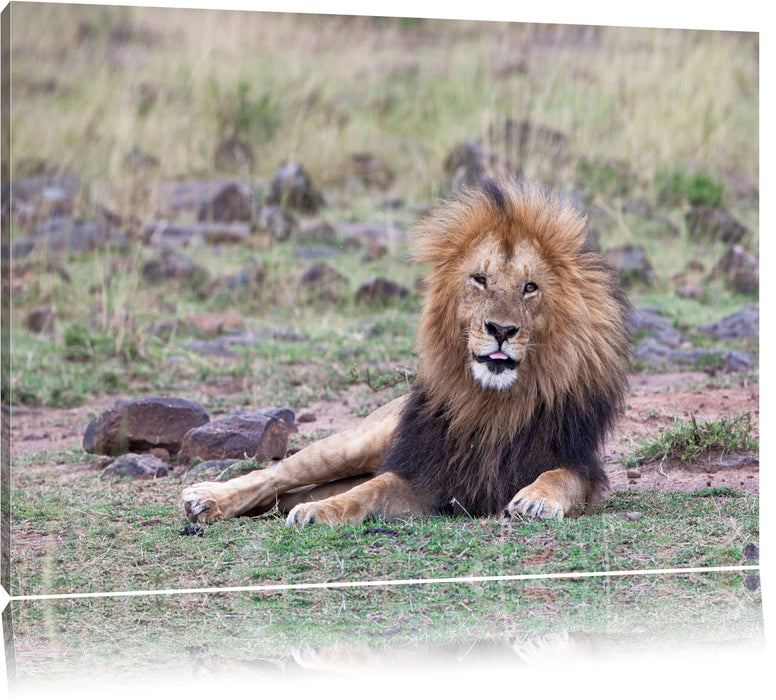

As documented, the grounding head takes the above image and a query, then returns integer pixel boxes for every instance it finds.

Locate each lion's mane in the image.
[377,179,631,516]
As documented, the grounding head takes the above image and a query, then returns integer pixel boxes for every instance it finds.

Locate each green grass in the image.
[10,438,759,596]
[625,412,758,467]
[8,567,763,691]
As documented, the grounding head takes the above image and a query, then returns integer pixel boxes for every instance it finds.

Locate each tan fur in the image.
[505,468,592,520]
[182,180,628,526]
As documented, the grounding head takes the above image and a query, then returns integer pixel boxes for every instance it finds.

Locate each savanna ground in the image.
[1,6,761,693]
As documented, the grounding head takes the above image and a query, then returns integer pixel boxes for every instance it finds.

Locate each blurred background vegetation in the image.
[5,6,759,409]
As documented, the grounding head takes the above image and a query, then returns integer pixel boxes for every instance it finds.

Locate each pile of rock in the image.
[83,396,295,479]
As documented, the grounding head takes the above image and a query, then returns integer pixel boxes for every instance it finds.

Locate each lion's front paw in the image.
[182,483,227,523]
[285,501,344,527]
[505,485,565,520]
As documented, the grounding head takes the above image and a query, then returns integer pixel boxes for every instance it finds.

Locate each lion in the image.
[182,179,630,526]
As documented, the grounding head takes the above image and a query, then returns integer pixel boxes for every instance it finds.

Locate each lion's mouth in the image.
[473,351,518,374]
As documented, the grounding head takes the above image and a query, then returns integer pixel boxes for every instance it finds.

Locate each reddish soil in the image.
[9,371,759,495]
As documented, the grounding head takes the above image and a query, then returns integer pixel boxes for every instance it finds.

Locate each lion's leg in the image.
[182,397,405,523]
[275,476,373,513]
[285,471,431,527]
[504,468,592,520]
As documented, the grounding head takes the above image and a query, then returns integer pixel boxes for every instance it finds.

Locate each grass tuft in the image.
[627,411,758,466]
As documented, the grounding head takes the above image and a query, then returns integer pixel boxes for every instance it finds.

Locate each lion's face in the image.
[458,238,549,392]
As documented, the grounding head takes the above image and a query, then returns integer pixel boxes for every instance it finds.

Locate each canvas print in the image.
[0,2,762,695]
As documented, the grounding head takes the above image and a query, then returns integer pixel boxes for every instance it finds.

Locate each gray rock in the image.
[627,307,684,347]
[698,305,759,339]
[178,413,289,465]
[294,245,344,260]
[686,206,748,243]
[338,221,411,248]
[443,141,515,192]
[140,249,210,286]
[724,350,755,372]
[142,220,252,247]
[606,245,655,285]
[153,179,259,222]
[266,162,325,214]
[10,216,124,259]
[83,397,210,456]
[707,454,759,472]
[710,243,758,295]
[259,205,297,240]
[25,306,55,333]
[100,453,170,479]
[345,153,395,190]
[298,261,349,303]
[355,277,410,305]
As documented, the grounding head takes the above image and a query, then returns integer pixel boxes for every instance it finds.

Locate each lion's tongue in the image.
[489,351,509,360]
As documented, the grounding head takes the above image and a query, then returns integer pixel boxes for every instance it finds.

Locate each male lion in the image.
[183,179,630,526]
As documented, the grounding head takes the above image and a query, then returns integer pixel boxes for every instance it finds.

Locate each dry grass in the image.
[9,8,758,217]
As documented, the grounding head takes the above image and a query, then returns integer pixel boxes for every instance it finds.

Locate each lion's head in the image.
[412,179,630,441]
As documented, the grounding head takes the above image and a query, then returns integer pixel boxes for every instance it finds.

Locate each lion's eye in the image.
[523,282,538,294]
[471,274,487,288]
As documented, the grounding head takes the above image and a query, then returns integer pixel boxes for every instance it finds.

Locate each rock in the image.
[627,307,684,347]
[100,453,170,479]
[743,543,759,560]
[606,245,655,285]
[710,243,758,295]
[355,277,410,305]
[724,350,754,372]
[266,162,325,214]
[744,575,760,592]
[298,262,349,303]
[686,206,748,243]
[698,305,758,340]
[258,407,296,429]
[140,249,210,287]
[338,221,410,248]
[339,153,394,190]
[293,245,344,260]
[208,263,266,299]
[708,454,759,472]
[443,141,515,192]
[178,412,289,465]
[24,306,55,333]
[184,339,242,359]
[197,182,257,223]
[153,179,259,222]
[9,170,80,225]
[258,205,297,240]
[142,220,252,247]
[83,397,210,456]
[9,216,123,259]
[634,337,721,370]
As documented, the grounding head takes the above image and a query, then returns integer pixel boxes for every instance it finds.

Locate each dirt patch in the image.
[8,372,759,496]
[605,372,759,494]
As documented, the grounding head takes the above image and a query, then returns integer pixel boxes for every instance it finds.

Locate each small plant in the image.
[655,167,724,208]
[626,411,758,466]
[349,366,416,393]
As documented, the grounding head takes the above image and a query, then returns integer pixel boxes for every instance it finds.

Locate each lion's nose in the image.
[485,321,518,344]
